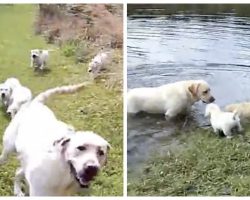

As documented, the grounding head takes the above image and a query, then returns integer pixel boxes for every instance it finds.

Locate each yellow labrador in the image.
[127,80,215,118]
[225,102,250,120]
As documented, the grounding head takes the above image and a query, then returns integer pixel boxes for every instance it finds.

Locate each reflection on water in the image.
[127,8,250,176]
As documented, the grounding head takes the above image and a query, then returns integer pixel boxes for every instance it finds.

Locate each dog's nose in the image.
[32,54,37,58]
[6,111,11,116]
[1,93,5,98]
[88,69,92,73]
[85,165,99,179]
[209,96,215,103]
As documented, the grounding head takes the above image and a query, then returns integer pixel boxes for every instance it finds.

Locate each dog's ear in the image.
[188,84,196,97]
[53,137,70,147]
[53,137,71,154]
[188,83,200,98]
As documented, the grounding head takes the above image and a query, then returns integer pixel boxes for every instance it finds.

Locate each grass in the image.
[0,5,123,196]
[128,124,250,196]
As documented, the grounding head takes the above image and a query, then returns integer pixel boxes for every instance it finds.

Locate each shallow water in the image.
[127,13,250,174]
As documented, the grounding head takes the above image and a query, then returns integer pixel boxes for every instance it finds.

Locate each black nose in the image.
[209,96,215,103]
[32,54,37,58]
[1,93,5,98]
[88,69,92,73]
[6,111,11,116]
[84,166,99,180]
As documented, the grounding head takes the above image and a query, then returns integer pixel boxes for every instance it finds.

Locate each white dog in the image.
[0,83,12,108]
[3,78,32,118]
[30,49,50,70]
[205,103,242,139]
[0,78,24,109]
[127,80,215,119]
[88,51,110,77]
[0,81,110,196]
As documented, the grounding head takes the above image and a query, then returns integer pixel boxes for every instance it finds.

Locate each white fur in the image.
[4,78,32,118]
[0,83,12,107]
[30,49,50,70]
[127,80,215,118]
[88,51,110,78]
[205,103,243,139]
[0,81,110,196]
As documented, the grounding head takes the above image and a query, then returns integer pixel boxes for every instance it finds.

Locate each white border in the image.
[123,2,128,198]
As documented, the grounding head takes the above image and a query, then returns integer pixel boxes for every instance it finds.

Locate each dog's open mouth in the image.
[68,162,99,188]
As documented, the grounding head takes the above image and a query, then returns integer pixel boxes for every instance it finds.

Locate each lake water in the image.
[127,13,250,175]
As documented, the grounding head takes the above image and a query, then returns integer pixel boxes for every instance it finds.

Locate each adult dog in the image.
[0,82,110,196]
[4,78,32,118]
[127,80,215,118]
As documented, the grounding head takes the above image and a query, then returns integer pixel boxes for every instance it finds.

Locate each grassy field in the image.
[128,124,250,196]
[0,5,123,196]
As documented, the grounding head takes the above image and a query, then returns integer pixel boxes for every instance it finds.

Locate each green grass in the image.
[0,5,123,196]
[128,126,250,196]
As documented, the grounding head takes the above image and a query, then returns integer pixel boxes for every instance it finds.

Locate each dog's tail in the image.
[33,81,91,104]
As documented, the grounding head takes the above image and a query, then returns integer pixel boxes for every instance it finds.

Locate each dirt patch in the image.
[34,4,123,91]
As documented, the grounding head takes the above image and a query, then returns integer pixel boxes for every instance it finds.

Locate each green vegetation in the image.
[128,126,250,196]
[0,5,123,196]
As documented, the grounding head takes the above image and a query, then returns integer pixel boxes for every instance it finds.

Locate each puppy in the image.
[88,51,110,78]
[225,102,250,121]
[127,80,215,119]
[0,81,110,196]
[3,78,32,118]
[205,103,242,139]
[30,49,50,70]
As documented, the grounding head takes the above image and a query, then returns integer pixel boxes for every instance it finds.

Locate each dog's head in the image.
[188,80,215,103]
[0,83,11,100]
[88,61,99,73]
[205,103,220,117]
[54,131,110,188]
[30,49,41,59]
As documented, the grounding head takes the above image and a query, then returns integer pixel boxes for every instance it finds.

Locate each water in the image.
[127,13,250,175]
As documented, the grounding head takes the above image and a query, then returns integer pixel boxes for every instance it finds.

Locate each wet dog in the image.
[127,80,215,119]
[205,103,242,139]
[225,102,250,121]
[0,81,110,196]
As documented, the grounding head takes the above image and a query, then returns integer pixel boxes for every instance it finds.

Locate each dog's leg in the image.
[14,167,25,196]
[0,143,14,164]
[237,123,243,132]
[224,128,233,139]
[30,59,34,68]
[0,121,18,164]
[165,109,179,119]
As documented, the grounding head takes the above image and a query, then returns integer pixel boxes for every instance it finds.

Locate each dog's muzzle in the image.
[68,162,99,188]
[1,93,5,98]
[32,54,37,58]
[209,96,215,103]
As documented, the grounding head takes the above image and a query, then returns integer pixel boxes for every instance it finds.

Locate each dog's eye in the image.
[98,149,104,156]
[203,90,208,94]
[77,146,86,151]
